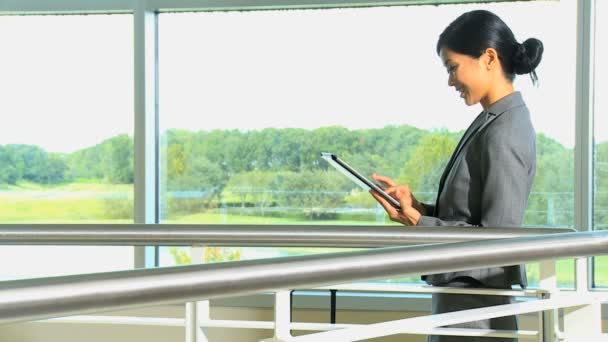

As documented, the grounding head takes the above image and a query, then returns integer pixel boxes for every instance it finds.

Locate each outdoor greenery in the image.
[1,125,593,227]
[1,125,607,286]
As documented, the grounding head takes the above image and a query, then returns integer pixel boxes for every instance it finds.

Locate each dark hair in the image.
[437,10,544,86]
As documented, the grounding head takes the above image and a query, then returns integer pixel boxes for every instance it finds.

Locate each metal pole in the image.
[0,230,605,325]
[0,225,575,247]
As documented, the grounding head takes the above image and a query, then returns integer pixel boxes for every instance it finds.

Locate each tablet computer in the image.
[321,152,401,210]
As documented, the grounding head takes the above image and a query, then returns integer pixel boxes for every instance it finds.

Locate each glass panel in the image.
[593,0,608,287]
[0,15,134,279]
[159,1,576,287]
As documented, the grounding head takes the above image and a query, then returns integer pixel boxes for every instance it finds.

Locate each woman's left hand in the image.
[370,173,422,226]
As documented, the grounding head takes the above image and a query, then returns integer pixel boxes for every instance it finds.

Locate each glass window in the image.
[593,0,608,287]
[0,15,134,279]
[158,1,576,287]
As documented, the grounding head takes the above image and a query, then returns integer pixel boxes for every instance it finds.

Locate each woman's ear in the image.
[483,48,499,70]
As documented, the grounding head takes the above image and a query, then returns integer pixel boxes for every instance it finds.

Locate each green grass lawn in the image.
[164,211,395,226]
[163,211,302,224]
[0,181,132,223]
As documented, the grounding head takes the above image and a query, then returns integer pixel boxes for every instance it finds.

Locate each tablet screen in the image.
[321,152,401,209]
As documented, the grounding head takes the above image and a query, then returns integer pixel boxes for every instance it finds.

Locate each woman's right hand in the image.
[370,174,426,225]
[371,174,425,214]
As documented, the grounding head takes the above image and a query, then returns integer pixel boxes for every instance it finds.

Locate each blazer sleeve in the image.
[416,118,535,227]
[421,203,435,216]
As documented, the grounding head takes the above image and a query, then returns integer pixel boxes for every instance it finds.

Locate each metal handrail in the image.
[0,230,605,325]
[0,224,574,246]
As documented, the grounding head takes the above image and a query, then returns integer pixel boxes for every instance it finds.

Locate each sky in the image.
[0,0,605,153]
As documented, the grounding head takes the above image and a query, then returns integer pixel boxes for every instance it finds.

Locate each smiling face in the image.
[440,47,493,107]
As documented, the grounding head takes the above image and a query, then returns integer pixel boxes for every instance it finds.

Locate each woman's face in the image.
[440,48,491,106]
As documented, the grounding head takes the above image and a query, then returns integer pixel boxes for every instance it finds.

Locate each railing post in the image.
[536,291,547,342]
[261,291,293,342]
[186,302,209,342]
[186,246,209,342]
[575,257,590,293]
[539,260,557,342]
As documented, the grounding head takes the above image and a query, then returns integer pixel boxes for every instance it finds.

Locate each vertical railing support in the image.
[261,291,294,342]
[186,246,209,342]
[539,260,557,342]
[274,290,293,341]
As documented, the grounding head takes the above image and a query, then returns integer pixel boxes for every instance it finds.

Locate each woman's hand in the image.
[370,173,423,226]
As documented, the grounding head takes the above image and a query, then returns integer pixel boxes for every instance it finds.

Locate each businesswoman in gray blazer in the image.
[371,10,544,342]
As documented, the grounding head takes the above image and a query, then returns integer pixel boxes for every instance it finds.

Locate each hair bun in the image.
[513,38,544,75]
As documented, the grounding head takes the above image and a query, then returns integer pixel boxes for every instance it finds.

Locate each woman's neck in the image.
[480,81,514,110]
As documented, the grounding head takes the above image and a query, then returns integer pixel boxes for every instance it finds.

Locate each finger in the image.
[370,190,399,217]
[383,187,414,212]
[371,173,397,187]
[384,186,405,199]
[370,174,387,188]
[383,186,400,201]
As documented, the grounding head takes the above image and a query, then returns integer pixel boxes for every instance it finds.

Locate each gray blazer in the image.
[419,91,536,289]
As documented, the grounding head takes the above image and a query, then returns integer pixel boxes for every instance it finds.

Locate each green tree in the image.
[0,146,19,184]
[169,247,242,265]
[66,145,104,180]
[224,171,277,214]
[272,170,350,219]
[167,155,226,213]
[525,134,574,227]
[595,141,608,230]
[398,132,459,204]
[40,153,68,184]
[0,144,68,184]
[101,134,134,184]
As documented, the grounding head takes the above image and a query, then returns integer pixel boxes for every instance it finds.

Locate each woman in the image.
[370,10,544,342]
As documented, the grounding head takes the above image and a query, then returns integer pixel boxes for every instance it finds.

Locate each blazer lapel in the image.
[433,112,490,215]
